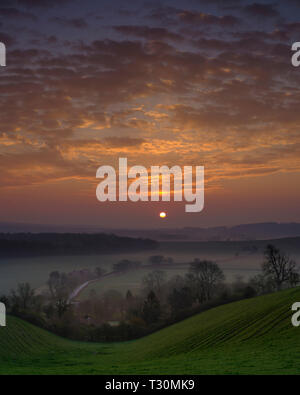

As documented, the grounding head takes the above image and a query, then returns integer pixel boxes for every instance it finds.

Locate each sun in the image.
[159,211,167,218]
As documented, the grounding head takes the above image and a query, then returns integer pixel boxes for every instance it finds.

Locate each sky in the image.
[0,0,300,229]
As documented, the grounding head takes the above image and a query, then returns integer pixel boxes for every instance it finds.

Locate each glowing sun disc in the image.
[159,212,167,218]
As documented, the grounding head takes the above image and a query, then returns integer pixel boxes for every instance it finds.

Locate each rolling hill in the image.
[1,287,300,375]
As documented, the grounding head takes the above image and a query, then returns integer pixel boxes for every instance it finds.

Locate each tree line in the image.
[0,233,158,258]
[1,244,298,342]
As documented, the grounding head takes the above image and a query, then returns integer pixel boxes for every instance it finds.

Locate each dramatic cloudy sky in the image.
[0,0,300,228]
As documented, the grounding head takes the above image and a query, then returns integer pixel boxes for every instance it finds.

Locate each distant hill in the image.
[228,222,300,240]
[1,287,300,374]
[160,236,300,255]
[1,221,300,241]
[111,222,300,241]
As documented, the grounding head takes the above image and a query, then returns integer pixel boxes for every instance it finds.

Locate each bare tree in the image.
[289,272,300,288]
[249,274,276,295]
[188,260,225,302]
[95,267,106,278]
[55,298,70,318]
[142,270,166,295]
[11,283,35,310]
[262,244,298,291]
[47,271,68,299]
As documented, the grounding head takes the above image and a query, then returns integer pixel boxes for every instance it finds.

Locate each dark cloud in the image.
[0,7,36,21]
[0,32,15,45]
[244,3,279,18]
[284,0,300,6]
[16,0,71,7]
[196,0,242,4]
[114,25,183,42]
[103,137,146,148]
[147,6,182,25]
[280,21,300,34]
[50,17,88,29]
[233,29,289,42]
[178,10,240,26]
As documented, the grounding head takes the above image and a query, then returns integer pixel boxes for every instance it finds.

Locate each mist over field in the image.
[1,236,299,295]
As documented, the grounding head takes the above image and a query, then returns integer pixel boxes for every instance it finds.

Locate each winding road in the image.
[68,271,115,303]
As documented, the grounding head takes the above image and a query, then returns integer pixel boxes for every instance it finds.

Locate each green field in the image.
[1,287,300,375]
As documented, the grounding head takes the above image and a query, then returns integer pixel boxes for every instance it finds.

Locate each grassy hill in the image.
[1,287,300,375]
